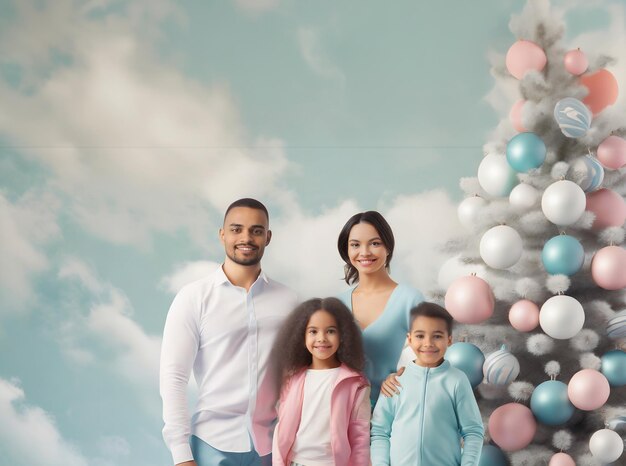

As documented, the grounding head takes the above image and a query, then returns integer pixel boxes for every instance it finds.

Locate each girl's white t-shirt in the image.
[290,367,340,466]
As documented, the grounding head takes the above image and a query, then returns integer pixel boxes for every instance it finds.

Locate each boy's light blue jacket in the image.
[370,360,484,466]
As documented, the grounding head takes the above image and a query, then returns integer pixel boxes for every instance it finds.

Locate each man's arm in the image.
[160,289,200,465]
[370,390,397,466]
[455,377,485,466]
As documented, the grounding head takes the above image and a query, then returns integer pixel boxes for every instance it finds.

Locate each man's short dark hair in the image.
[223,198,269,223]
[409,302,453,335]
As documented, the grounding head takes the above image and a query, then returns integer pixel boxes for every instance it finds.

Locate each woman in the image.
[337,211,423,405]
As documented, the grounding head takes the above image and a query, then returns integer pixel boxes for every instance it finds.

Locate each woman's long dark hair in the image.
[337,211,395,285]
[271,297,365,391]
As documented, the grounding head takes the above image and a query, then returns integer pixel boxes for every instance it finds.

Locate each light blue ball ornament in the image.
[506,132,546,172]
[483,345,520,385]
[554,97,591,138]
[601,349,626,386]
[607,309,626,341]
[541,235,585,276]
[445,342,485,388]
[571,155,604,192]
[478,444,508,466]
[530,380,575,425]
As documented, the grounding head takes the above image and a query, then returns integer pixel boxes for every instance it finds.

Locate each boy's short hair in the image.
[409,302,453,335]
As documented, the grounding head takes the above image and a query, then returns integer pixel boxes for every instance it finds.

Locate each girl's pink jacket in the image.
[272,364,371,466]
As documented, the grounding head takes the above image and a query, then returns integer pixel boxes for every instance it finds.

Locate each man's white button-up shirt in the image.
[160,265,297,464]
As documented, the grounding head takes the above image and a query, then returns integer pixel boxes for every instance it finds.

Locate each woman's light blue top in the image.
[337,283,423,404]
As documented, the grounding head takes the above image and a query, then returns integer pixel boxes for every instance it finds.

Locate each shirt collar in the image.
[216,264,269,286]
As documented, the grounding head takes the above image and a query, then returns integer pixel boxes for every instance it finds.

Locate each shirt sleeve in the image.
[455,376,485,466]
[159,288,201,464]
[370,390,397,466]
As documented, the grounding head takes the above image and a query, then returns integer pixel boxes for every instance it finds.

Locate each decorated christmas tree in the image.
[434,1,625,464]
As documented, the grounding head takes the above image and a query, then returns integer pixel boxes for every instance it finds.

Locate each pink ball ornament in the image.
[585,188,626,231]
[506,40,547,80]
[549,452,575,466]
[567,369,610,411]
[488,403,537,451]
[581,69,619,115]
[509,299,540,332]
[509,99,527,132]
[564,49,588,75]
[591,246,626,291]
[597,135,626,170]
[444,275,495,324]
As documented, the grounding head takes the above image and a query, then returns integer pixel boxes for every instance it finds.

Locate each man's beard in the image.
[227,246,263,266]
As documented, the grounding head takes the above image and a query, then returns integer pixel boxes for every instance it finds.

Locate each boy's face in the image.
[407,316,452,368]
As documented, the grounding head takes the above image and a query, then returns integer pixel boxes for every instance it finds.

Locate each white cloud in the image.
[0,0,293,249]
[0,378,88,466]
[0,191,60,311]
[57,259,161,401]
[161,260,222,294]
[298,28,346,84]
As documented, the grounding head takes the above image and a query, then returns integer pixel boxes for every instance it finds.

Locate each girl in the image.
[271,298,370,466]
[336,211,423,405]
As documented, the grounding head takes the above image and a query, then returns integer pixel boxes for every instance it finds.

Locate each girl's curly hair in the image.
[271,297,365,392]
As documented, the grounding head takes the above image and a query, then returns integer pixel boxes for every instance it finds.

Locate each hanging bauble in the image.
[581,69,619,115]
[509,99,527,132]
[549,452,575,466]
[530,380,575,425]
[483,345,520,385]
[597,135,626,170]
[607,309,626,341]
[478,444,508,466]
[539,295,585,340]
[509,183,539,210]
[458,196,487,229]
[506,40,547,80]
[488,403,536,452]
[585,188,626,230]
[480,225,523,269]
[541,180,586,226]
[567,368,610,410]
[541,235,584,276]
[564,49,588,75]
[570,155,604,192]
[506,132,546,173]
[509,299,540,332]
[445,275,495,324]
[553,97,591,138]
[445,342,485,389]
[601,349,626,387]
[478,154,519,197]
[591,245,626,291]
[589,429,624,464]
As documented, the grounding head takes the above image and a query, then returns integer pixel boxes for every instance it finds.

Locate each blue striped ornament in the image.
[483,345,520,385]
[607,309,626,340]
[571,155,604,192]
[554,97,591,138]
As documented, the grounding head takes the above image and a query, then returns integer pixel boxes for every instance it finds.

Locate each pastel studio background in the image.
[0,1,624,465]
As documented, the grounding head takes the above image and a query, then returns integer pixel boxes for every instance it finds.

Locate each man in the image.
[160,198,298,466]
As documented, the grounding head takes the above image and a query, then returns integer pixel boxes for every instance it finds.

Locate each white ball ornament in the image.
[478,154,519,197]
[483,345,521,385]
[509,183,539,210]
[589,429,624,463]
[540,295,585,340]
[458,196,487,229]
[541,180,586,226]
[480,225,523,269]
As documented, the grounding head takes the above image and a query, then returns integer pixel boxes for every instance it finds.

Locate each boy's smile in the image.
[408,315,452,368]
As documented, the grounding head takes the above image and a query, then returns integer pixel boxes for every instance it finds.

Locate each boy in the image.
[370,302,484,466]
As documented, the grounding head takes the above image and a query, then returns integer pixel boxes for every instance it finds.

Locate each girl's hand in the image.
[380,366,405,397]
